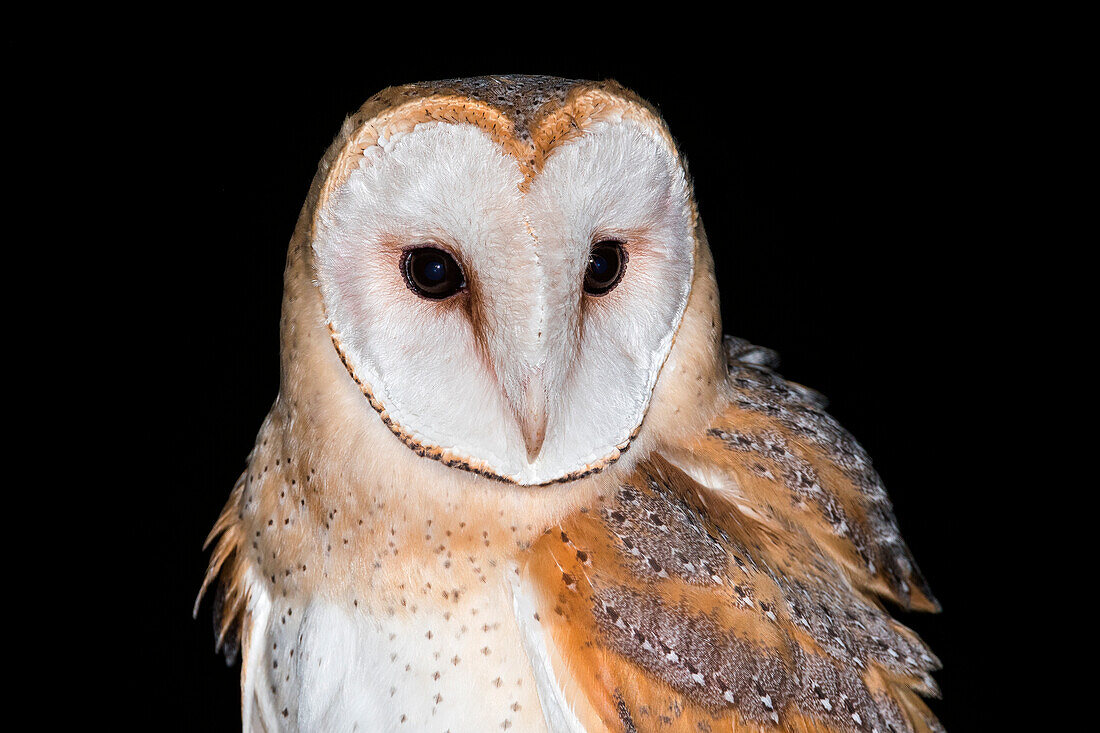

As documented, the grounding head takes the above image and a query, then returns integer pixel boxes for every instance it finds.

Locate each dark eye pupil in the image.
[590,254,610,276]
[584,241,625,295]
[404,248,464,299]
[422,259,446,282]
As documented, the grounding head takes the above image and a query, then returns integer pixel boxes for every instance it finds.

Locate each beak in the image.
[513,370,549,464]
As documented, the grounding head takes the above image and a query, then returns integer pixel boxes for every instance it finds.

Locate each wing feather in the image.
[705,336,937,611]
[195,475,249,660]
[520,338,941,732]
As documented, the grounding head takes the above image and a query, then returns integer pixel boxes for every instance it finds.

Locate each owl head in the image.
[284,76,725,487]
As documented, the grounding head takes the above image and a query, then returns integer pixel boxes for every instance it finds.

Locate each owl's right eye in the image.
[402,248,466,299]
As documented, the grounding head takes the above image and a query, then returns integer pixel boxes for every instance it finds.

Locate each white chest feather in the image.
[240,574,557,732]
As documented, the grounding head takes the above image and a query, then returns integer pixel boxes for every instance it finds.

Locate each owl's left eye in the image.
[584,240,626,295]
[403,247,466,299]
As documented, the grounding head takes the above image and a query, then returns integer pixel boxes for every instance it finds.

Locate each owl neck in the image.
[234,393,608,614]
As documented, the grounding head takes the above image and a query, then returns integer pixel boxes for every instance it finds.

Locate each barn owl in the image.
[199,76,942,732]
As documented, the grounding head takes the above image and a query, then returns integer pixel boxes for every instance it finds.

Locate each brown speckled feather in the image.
[521,340,941,732]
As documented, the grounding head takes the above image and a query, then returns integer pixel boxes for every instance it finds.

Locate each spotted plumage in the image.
[199,75,940,731]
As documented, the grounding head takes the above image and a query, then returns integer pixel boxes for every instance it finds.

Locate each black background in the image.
[139,46,1011,731]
